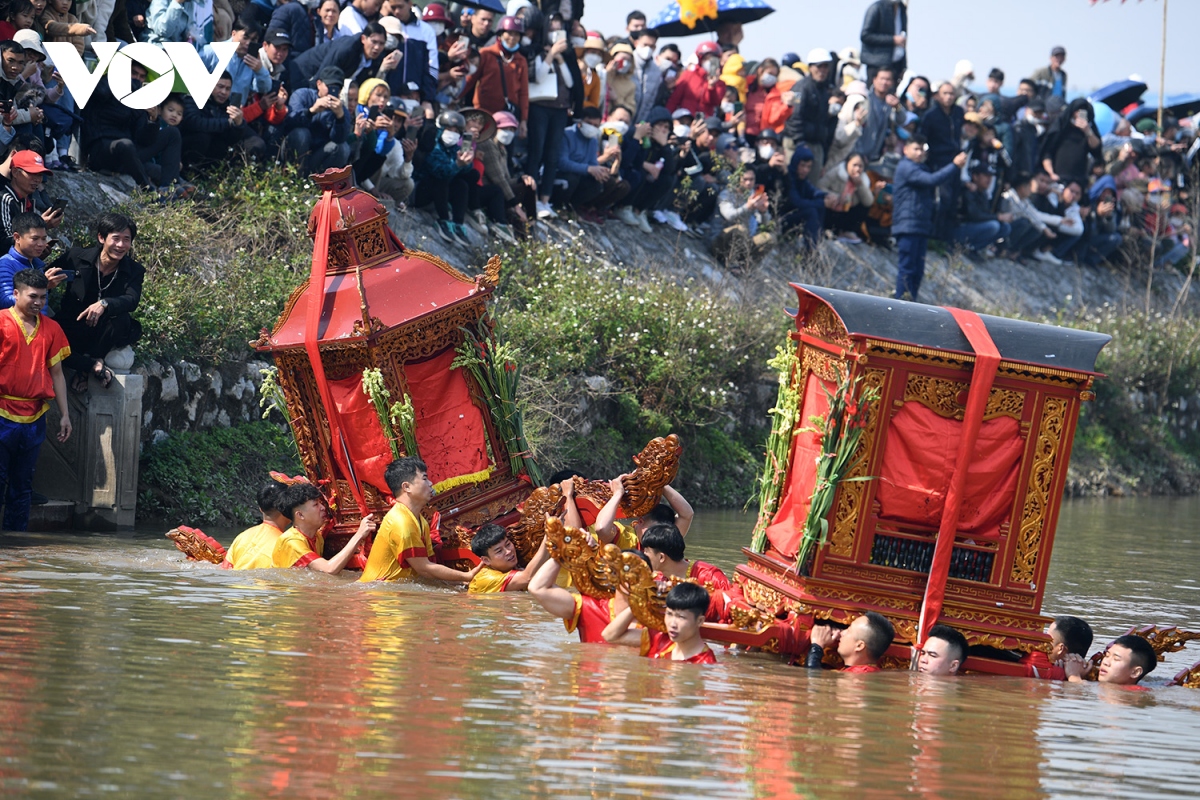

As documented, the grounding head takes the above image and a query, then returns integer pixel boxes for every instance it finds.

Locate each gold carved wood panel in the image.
[1010,397,1069,584]
[829,368,888,558]
[902,374,1026,421]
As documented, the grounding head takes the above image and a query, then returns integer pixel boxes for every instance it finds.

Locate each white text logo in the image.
[44,42,238,110]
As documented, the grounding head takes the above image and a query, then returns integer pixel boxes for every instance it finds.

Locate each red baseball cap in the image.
[11,150,50,175]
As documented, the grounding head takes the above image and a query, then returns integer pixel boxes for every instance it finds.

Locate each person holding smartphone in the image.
[179,72,267,168]
[523,12,583,221]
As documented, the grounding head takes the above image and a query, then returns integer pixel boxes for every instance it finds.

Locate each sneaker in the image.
[535,201,558,220]
[651,209,669,224]
[45,156,64,170]
[437,219,455,243]
[1033,249,1063,265]
[663,210,689,232]
[837,232,863,244]
[451,222,472,247]
[491,223,517,244]
[635,209,653,234]
[615,206,640,227]
[466,209,489,235]
[59,155,80,172]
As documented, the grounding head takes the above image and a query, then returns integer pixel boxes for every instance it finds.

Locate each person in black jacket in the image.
[783,48,837,175]
[919,82,965,239]
[179,75,268,168]
[81,65,183,194]
[49,213,144,392]
[287,22,392,96]
[1039,97,1102,188]
[859,0,907,83]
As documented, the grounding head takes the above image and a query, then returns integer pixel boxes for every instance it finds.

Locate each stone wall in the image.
[137,357,275,445]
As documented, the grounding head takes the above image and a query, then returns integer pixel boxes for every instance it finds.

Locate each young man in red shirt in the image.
[806,612,895,673]
[527,543,622,643]
[916,624,970,676]
[0,269,71,531]
[1022,615,1092,680]
[603,582,718,665]
[1066,634,1156,690]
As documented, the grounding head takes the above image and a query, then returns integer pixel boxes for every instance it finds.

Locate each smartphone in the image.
[549,30,566,44]
[404,124,420,141]
[732,101,744,115]
[753,185,766,197]
[58,268,76,281]
[461,131,476,146]
[271,77,283,94]
[1074,109,1088,125]
[51,197,67,211]
[229,91,243,108]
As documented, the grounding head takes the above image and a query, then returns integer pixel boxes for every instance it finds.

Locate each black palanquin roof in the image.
[793,284,1111,374]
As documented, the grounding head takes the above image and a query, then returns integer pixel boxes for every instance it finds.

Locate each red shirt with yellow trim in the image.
[565,593,616,643]
[641,629,718,664]
[469,565,519,594]
[271,526,324,569]
[687,560,732,591]
[359,502,432,582]
[0,307,70,423]
[222,522,284,570]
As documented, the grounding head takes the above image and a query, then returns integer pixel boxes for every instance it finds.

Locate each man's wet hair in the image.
[257,483,286,517]
[470,523,508,558]
[641,503,676,525]
[11,211,45,237]
[861,611,896,661]
[927,624,968,667]
[1111,634,1156,679]
[1053,615,1094,656]
[12,267,46,290]
[385,457,428,495]
[278,482,322,519]
[640,523,685,562]
[665,582,709,618]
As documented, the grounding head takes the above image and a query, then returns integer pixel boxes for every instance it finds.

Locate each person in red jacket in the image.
[806,612,895,673]
[667,41,725,118]
[462,15,529,137]
[640,523,732,623]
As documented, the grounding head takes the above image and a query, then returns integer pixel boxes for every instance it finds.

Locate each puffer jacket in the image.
[891,156,959,236]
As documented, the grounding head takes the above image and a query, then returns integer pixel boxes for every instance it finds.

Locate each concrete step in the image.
[27,500,75,532]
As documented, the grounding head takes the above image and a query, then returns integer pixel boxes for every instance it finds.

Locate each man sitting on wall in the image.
[467,522,550,594]
[221,482,291,570]
[272,482,376,573]
[360,457,482,584]
[805,612,896,673]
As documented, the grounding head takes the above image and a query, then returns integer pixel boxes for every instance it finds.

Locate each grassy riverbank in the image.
[128,165,1200,522]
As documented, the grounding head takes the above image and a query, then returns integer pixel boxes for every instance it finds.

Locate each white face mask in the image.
[703,59,719,77]
[496,129,515,145]
[386,34,400,50]
[617,61,631,75]
[720,102,734,114]
[673,123,691,139]
[608,120,629,136]
[579,122,600,139]
[759,73,777,88]
[429,21,445,37]
[521,35,531,47]
[636,45,654,61]
[583,52,603,69]
[758,144,774,160]
[571,36,586,48]
[828,102,842,117]
[441,130,462,147]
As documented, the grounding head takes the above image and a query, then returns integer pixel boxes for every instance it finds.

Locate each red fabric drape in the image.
[328,375,395,495]
[404,349,490,487]
[876,404,1023,538]
[764,370,834,559]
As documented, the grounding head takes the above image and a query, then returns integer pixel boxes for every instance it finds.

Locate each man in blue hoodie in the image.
[891,132,967,299]
[556,106,629,216]
[781,145,833,247]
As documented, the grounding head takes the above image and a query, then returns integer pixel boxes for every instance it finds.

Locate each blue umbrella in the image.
[1089,80,1147,112]
[459,0,505,12]
[648,0,775,38]
[1128,93,1200,124]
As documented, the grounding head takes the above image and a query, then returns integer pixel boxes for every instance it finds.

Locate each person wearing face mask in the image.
[476,110,531,241]
[412,109,479,246]
[388,0,439,87]
[630,28,662,126]
[420,2,450,41]
[616,106,677,234]
[667,41,725,118]
[524,11,584,221]
[751,128,789,200]
[576,31,606,111]
[603,42,637,122]
[556,106,631,221]
[462,16,530,137]
[783,48,838,176]
[374,15,436,105]
[744,58,779,139]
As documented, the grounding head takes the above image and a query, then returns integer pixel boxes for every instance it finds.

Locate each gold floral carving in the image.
[572,434,683,517]
[1132,625,1200,661]
[737,579,804,615]
[403,248,475,284]
[543,517,617,599]
[802,346,845,384]
[1010,397,1067,584]
[1172,661,1200,689]
[610,548,670,633]
[829,368,886,558]
[507,485,565,563]
[803,304,851,349]
[903,374,1026,421]
[352,219,389,261]
[727,605,776,634]
[878,654,910,671]
[164,528,224,564]
[476,254,502,289]
[940,607,1049,633]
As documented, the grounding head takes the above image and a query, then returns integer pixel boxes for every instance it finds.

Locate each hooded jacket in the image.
[785,148,828,215]
[1039,97,1102,186]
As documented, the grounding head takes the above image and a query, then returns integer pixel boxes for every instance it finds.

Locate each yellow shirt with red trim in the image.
[271,527,325,569]
[641,629,718,664]
[0,307,70,423]
[359,502,432,582]
[222,522,284,570]
[564,594,617,643]
[589,520,639,551]
[468,565,519,594]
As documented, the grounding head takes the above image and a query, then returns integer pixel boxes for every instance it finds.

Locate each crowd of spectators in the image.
[0,0,1194,294]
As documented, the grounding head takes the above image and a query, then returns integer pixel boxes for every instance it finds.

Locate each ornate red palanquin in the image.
[713,285,1111,671]
[254,168,530,556]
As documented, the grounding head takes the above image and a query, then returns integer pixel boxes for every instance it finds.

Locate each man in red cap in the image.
[0,150,63,254]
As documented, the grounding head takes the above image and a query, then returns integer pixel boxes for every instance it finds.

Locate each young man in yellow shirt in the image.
[221,483,291,570]
[467,522,551,594]
[589,475,694,550]
[360,457,482,584]
[271,482,377,573]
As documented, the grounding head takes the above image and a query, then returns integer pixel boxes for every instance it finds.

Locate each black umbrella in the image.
[648,0,775,38]
[1089,80,1148,112]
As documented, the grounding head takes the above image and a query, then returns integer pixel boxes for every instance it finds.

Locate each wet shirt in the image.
[565,594,616,643]
[272,527,325,569]
[222,522,283,570]
[1020,650,1067,681]
[359,503,432,582]
[642,629,718,664]
[469,565,520,594]
[0,307,69,424]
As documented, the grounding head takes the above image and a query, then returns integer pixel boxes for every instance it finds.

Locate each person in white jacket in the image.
[817,153,875,243]
[821,91,868,180]
[1001,172,1065,264]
